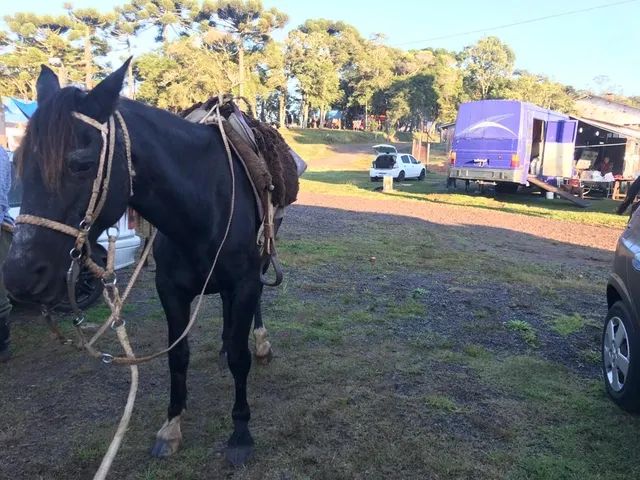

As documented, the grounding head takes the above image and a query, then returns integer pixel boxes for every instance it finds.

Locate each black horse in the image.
[3,60,283,465]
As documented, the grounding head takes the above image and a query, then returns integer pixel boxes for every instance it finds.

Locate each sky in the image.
[2,0,639,95]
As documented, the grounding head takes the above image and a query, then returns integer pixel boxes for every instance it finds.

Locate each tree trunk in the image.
[301,99,308,128]
[278,92,285,127]
[319,107,325,129]
[238,45,244,99]
[364,99,368,131]
[59,66,68,87]
[260,99,266,122]
[84,34,93,89]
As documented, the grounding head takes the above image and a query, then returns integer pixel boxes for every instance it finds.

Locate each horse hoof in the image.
[255,349,273,366]
[151,438,180,458]
[225,444,254,466]
[151,416,182,458]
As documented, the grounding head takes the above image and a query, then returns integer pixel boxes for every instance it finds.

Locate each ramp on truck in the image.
[527,175,590,208]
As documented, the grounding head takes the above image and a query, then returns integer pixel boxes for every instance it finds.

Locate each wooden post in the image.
[426,142,431,170]
[382,176,393,193]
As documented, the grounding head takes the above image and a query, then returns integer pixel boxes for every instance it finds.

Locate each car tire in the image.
[370,176,378,182]
[418,169,426,181]
[396,171,405,182]
[602,301,640,413]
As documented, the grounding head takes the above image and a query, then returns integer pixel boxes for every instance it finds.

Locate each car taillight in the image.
[510,154,520,168]
[127,207,137,230]
[449,151,456,165]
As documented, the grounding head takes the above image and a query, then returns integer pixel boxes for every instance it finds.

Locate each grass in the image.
[300,170,626,228]
[424,394,465,413]
[550,313,589,336]
[279,128,626,227]
[0,152,629,480]
[505,320,539,347]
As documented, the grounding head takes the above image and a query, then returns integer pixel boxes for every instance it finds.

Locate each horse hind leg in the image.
[225,282,260,466]
[253,299,273,365]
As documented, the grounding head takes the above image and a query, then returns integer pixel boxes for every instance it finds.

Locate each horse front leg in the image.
[225,281,260,466]
[151,286,192,458]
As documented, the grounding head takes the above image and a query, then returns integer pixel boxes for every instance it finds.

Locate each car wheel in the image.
[602,301,640,412]
[396,171,405,182]
[418,169,426,180]
[370,176,378,182]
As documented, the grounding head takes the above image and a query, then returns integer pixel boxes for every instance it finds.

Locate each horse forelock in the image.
[15,87,84,191]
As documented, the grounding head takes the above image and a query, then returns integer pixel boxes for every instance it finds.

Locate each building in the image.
[575,94,640,131]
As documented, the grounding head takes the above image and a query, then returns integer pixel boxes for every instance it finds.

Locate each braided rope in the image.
[16,214,81,237]
[115,111,135,196]
[95,99,236,366]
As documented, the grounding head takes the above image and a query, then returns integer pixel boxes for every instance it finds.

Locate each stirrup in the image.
[260,252,283,287]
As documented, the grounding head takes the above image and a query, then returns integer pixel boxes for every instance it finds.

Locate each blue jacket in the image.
[0,146,13,226]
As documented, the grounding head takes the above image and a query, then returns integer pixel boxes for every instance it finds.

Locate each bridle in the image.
[15,110,135,320]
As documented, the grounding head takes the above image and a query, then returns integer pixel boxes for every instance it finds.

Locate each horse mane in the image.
[14,87,84,191]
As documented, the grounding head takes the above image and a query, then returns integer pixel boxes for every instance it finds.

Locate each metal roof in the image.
[571,115,640,141]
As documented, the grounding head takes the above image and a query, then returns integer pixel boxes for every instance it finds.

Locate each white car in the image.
[369,144,426,182]
[8,161,141,311]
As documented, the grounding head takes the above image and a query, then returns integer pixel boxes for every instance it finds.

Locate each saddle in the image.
[180,96,307,285]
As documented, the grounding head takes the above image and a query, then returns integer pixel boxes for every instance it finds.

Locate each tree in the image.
[199,0,287,98]
[123,0,200,42]
[505,71,575,113]
[348,36,398,129]
[135,38,236,110]
[111,3,147,98]
[258,41,287,124]
[384,73,438,132]
[64,4,116,88]
[0,13,81,98]
[430,52,464,123]
[285,29,340,127]
[460,36,515,100]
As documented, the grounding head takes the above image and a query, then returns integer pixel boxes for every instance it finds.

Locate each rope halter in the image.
[15,109,135,311]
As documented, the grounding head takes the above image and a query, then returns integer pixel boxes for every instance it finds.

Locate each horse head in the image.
[3,60,133,307]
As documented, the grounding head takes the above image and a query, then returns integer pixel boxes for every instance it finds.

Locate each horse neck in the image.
[121,101,228,244]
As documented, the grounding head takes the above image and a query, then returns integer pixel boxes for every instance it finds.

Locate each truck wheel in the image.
[495,182,518,194]
[603,301,640,413]
[396,171,405,182]
[418,169,426,180]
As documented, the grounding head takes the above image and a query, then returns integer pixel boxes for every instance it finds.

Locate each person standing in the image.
[0,144,14,363]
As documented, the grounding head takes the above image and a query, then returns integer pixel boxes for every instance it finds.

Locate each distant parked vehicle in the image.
[369,144,426,182]
[8,160,141,311]
[603,209,640,411]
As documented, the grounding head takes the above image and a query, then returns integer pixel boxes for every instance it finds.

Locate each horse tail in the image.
[617,177,640,215]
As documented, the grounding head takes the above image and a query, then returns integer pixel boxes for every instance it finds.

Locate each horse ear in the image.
[36,65,60,105]
[82,57,132,121]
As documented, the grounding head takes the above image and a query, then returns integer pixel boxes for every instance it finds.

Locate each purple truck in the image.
[448,100,578,193]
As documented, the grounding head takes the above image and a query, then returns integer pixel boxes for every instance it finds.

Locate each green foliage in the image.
[424,394,465,413]
[505,320,538,347]
[461,36,515,100]
[3,0,634,131]
[135,39,236,110]
[550,313,587,336]
[505,71,575,113]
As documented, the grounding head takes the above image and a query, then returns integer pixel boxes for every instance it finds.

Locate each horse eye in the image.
[67,149,95,173]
